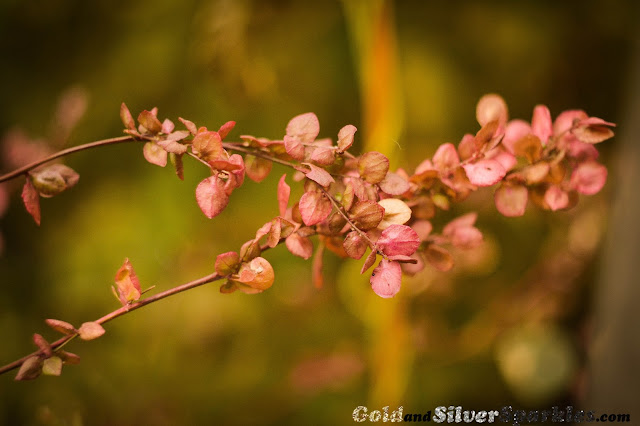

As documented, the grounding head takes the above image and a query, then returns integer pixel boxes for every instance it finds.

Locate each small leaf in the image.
[234,257,275,292]
[379,172,410,195]
[32,334,53,357]
[303,163,335,187]
[143,142,168,167]
[350,200,384,230]
[78,322,105,341]
[573,117,616,144]
[476,94,508,127]
[286,112,320,143]
[513,134,543,163]
[450,226,483,249]
[196,175,230,219]
[337,124,357,153]
[458,133,477,160]
[179,117,198,135]
[370,259,402,298]
[171,153,184,180]
[45,319,76,335]
[521,162,550,184]
[218,121,236,139]
[191,131,224,161]
[377,198,412,229]
[30,164,79,198]
[277,174,291,217]
[432,143,460,171]
[42,356,63,376]
[495,184,528,217]
[15,356,43,381]
[312,243,324,289]
[544,185,569,211]
[120,103,136,130]
[570,161,607,195]
[245,155,273,183]
[443,212,477,236]
[114,258,142,305]
[239,239,261,262]
[156,137,188,155]
[299,191,332,226]
[137,110,162,134]
[462,159,506,186]
[310,146,335,165]
[358,151,390,184]
[58,351,81,365]
[412,220,433,240]
[424,244,454,272]
[360,249,377,274]
[532,105,553,145]
[377,224,420,257]
[21,178,41,225]
[285,233,313,259]
[161,118,175,134]
[220,280,238,294]
[343,231,368,259]
[502,119,533,154]
[284,135,305,161]
[215,251,240,276]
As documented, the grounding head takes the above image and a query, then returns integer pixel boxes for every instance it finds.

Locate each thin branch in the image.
[222,143,302,170]
[0,271,222,376]
[318,186,380,254]
[0,136,141,183]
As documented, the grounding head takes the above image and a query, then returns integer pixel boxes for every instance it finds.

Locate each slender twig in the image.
[0,271,222,376]
[0,234,292,377]
[222,143,302,170]
[318,186,380,253]
[0,136,141,183]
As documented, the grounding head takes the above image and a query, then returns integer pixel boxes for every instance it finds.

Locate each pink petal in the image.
[502,119,532,154]
[450,226,483,249]
[570,161,607,195]
[299,191,332,226]
[337,124,357,153]
[284,135,305,161]
[462,159,506,186]
[303,163,335,187]
[432,143,460,171]
[277,174,291,217]
[486,148,517,172]
[476,94,508,127]
[531,105,553,145]
[195,175,229,218]
[286,112,320,143]
[544,185,569,211]
[285,233,313,260]
[376,224,420,257]
[494,184,528,217]
[443,212,477,236]
[553,110,587,135]
[217,121,236,139]
[370,259,402,298]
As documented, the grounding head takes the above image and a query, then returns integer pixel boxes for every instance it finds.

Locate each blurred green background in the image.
[1,1,638,425]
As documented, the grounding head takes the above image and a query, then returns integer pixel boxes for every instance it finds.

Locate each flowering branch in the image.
[0,95,615,380]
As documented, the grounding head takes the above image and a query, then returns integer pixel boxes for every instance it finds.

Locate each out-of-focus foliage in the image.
[0,1,636,425]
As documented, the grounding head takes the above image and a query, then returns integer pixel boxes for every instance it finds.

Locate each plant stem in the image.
[0,271,221,376]
[0,136,141,183]
[222,143,302,170]
[318,186,380,253]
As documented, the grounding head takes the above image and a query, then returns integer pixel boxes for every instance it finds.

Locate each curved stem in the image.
[0,136,141,183]
[222,143,302,170]
[0,271,221,376]
[318,186,380,254]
